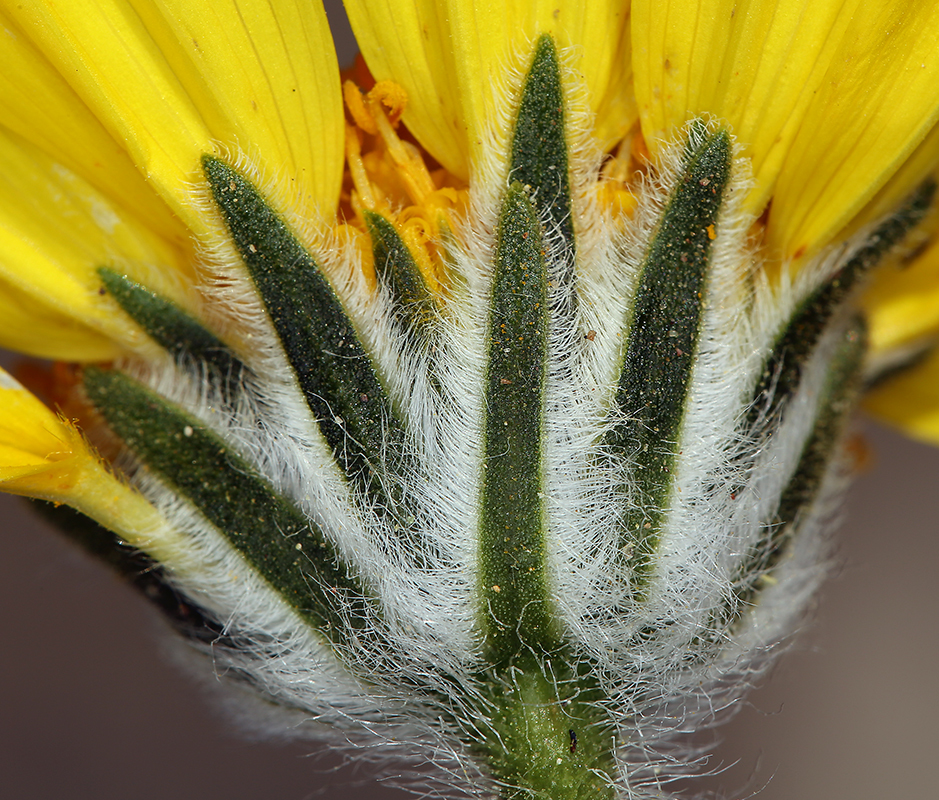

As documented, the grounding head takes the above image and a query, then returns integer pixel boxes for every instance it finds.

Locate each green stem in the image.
[478,654,617,800]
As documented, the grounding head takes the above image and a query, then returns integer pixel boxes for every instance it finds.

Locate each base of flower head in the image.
[47,33,935,800]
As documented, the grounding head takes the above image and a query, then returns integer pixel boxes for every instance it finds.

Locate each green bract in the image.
[57,36,931,799]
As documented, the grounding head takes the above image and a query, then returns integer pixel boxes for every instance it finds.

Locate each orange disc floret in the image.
[340,77,469,297]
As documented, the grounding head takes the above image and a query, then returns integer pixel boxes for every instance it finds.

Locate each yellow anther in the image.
[597,182,639,218]
[343,80,407,136]
[367,81,408,125]
[341,77,469,299]
[399,217,442,295]
[345,124,380,211]
[343,80,377,135]
[345,78,436,207]
[598,134,641,219]
[366,92,437,206]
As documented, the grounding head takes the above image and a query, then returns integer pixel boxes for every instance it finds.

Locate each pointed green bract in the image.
[774,321,866,529]
[606,126,732,585]
[364,211,436,335]
[98,267,244,392]
[715,184,936,634]
[730,319,866,624]
[510,35,573,252]
[201,157,406,507]
[27,11,904,789]
[510,34,580,335]
[479,183,554,664]
[749,180,935,429]
[473,42,619,797]
[83,366,371,643]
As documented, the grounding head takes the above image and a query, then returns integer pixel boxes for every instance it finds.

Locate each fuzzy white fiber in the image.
[95,53,887,799]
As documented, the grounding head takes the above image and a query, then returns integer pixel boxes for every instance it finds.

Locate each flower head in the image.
[2,1,939,797]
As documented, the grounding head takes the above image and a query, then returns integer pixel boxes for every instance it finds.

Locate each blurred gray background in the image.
[2,421,936,799]
[2,2,937,797]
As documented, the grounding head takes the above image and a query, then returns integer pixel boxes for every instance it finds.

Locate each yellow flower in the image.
[3,1,939,797]
[0,366,190,565]
[0,0,936,441]
[348,0,939,447]
[0,0,343,357]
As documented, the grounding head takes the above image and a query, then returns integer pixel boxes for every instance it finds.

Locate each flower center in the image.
[340,75,467,295]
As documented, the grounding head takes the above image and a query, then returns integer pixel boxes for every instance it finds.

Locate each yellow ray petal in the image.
[2,0,343,230]
[632,0,939,260]
[864,350,939,446]
[0,127,193,360]
[770,4,939,261]
[346,0,634,181]
[133,0,344,216]
[0,372,78,480]
[632,0,849,209]
[2,0,212,232]
[0,6,190,251]
[345,1,465,177]
[842,120,939,242]
[591,14,638,155]
[863,238,939,356]
[858,127,939,360]
[0,368,190,566]
[0,278,121,361]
